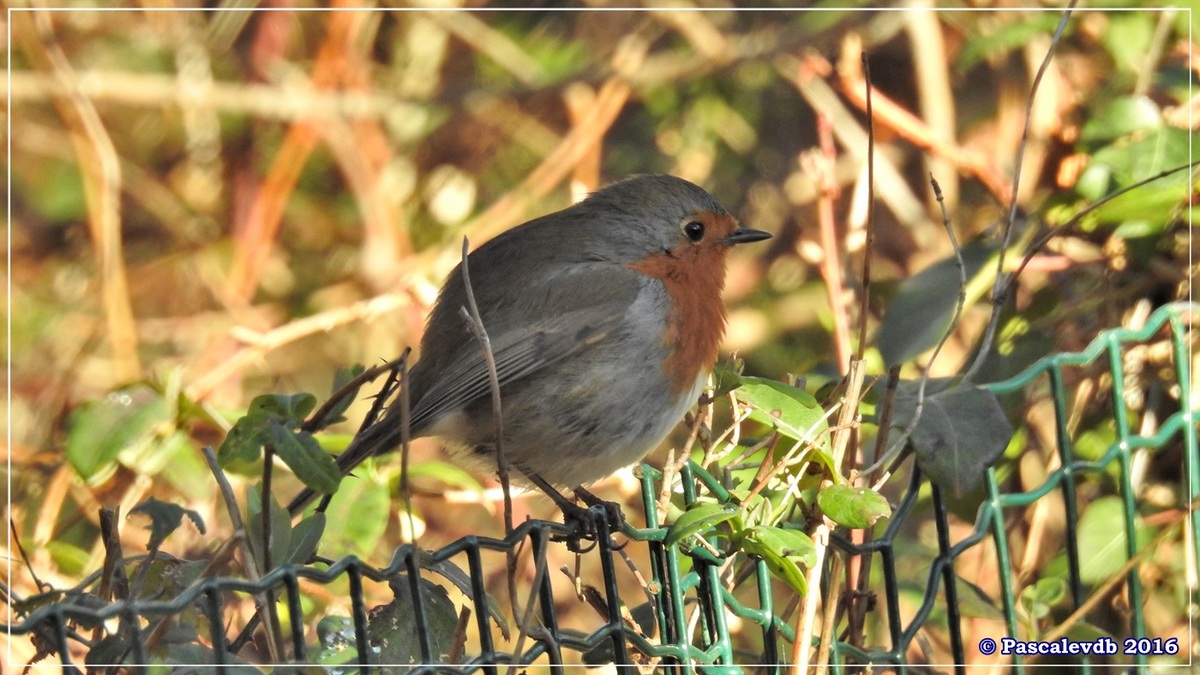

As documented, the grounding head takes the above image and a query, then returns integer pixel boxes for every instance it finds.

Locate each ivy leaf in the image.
[67,386,170,480]
[218,392,319,466]
[877,242,993,367]
[817,485,891,529]
[372,576,460,665]
[664,503,739,548]
[891,379,1013,496]
[735,376,829,446]
[742,526,815,596]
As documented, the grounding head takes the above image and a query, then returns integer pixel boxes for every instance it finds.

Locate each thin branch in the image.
[456,236,513,536]
[202,446,281,662]
[854,51,876,363]
[398,351,417,544]
[793,521,830,672]
[810,113,853,374]
[301,354,408,434]
[966,2,1077,382]
[1034,504,1193,653]
[1002,163,1192,303]
[862,176,966,482]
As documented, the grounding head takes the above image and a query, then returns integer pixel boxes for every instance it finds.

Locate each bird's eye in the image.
[682,220,705,242]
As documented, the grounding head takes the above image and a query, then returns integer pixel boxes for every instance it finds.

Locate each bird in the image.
[287,174,771,520]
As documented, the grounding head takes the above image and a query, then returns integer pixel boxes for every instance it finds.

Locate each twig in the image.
[868,365,902,481]
[793,521,830,673]
[505,533,553,675]
[1001,163,1192,305]
[398,351,417,543]
[744,403,841,503]
[202,446,281,662]
[458,35,646,244]
[835,44,1010,205]
[423,10,548,88]
[261,444,275,575]
[854,51,876,364]
[259,445,284,659]
[814,545,845,668]
[812,113,853,375]
[965,3,1076,383]
[863,176,967,484]
[456,237,512,536]
[9,519,45,594]
[300,354,408,433]
[188,291,412,402]
[456,236,524,659]
[225,8,369,299]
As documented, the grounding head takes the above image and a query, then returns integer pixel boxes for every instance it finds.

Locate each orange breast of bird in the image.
[626,211,740,394]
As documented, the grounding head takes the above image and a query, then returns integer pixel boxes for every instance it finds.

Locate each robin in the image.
[287,174,770,522]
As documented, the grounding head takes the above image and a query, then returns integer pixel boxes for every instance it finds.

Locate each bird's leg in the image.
[524,471,607,552]
[572,485,626,533]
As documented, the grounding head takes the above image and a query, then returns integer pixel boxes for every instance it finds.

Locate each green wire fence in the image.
[8,302,1196,672]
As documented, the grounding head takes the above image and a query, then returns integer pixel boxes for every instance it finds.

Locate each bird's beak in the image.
[723,227,772,245]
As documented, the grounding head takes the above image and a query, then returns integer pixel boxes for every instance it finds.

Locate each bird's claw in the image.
[553,500,625,554]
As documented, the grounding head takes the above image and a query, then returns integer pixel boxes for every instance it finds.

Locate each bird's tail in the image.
[285,413,405,515]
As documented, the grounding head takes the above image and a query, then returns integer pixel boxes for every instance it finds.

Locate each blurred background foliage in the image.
[5,2,1195,667]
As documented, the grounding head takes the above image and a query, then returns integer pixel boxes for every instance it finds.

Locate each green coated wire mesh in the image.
[8,302,1197,671]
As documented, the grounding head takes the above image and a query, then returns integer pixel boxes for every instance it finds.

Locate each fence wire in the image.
[7,302,1196,672]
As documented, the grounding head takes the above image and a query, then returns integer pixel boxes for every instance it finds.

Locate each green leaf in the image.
[371,576,460,665]
[1082,128,1194,226]
[247,487,292,569]
[1076,496,1152,584]
[817,485,891,529]
[954,574,1005,621]
[67,386,170,480]
[249,392,317,423]
[46,541,92,578]
[322,477,391,558]
[129,497,206,550]
[711,361,745,397]
[313,577,460,667]
[406,460,485,493]
[734,376,828,445]
[318,365,366,428]
[1080,95,1161,144]
[1100,13,1154,76]
[890,379,1013,496]
[741,526,814,596]
[217,414,270,465]
[86,636,131,668]
[876,241,994,366]
[269,424,342,495]
[284,513,326,566]
[1020,577,1067,621]
[746,525,816,568]
[219,392,325,468]
[664,503,739,548]
[956,14,1064,71]
[315,615,358,666]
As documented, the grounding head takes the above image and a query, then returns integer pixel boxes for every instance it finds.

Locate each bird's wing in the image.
[407,303,622,430]
[406,260,644,430]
